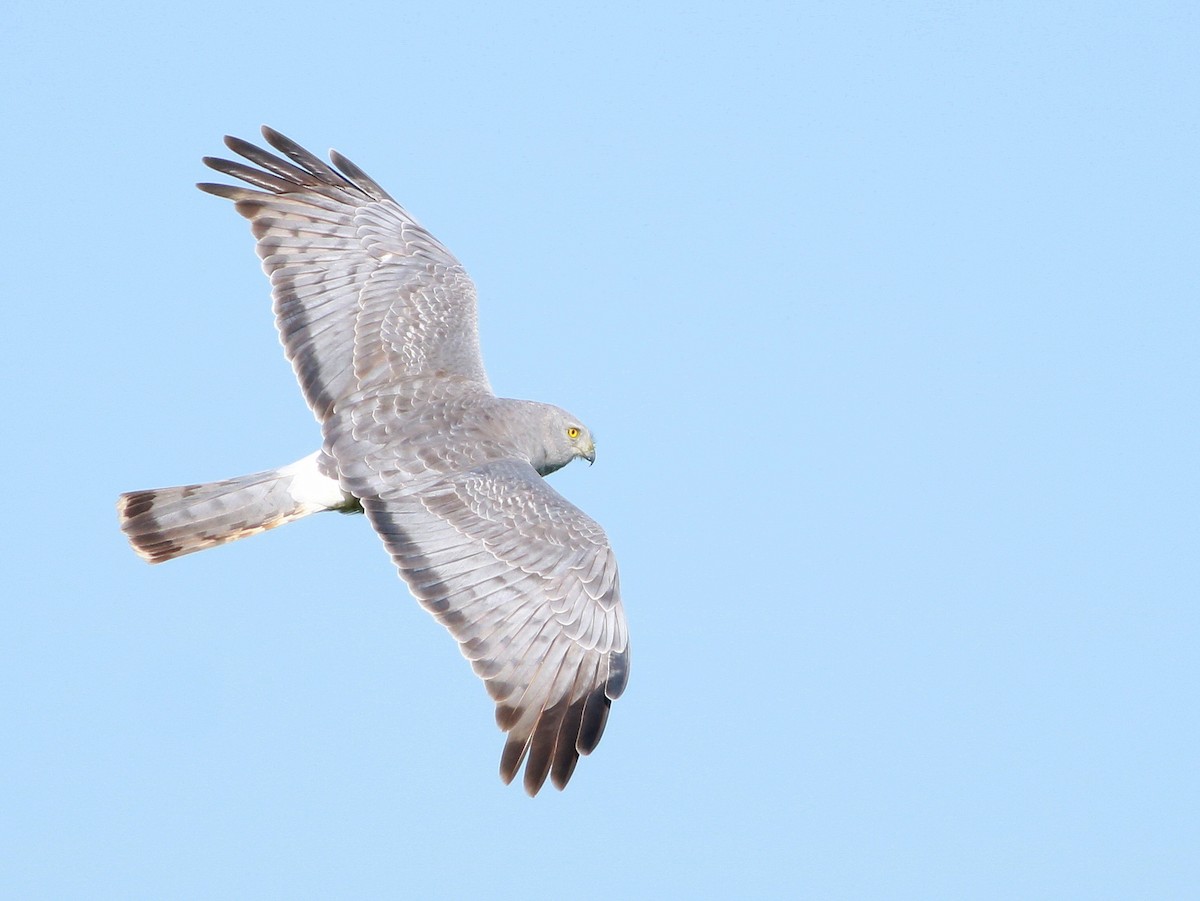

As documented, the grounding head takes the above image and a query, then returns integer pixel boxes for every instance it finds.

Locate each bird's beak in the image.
[583,440,596,465]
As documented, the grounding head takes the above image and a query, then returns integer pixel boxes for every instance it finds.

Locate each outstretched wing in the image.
[362,460,630,795]
[196,129,627,792]
[199,127,491,422]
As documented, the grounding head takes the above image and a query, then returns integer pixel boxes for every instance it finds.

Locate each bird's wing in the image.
[199,127,491,423]
[362,458,629,795]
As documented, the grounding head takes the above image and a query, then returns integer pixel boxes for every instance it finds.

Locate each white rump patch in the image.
[281,451,355,512]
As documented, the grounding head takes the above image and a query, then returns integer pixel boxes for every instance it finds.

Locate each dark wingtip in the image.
[606,648,631,700]
[549,757,579,791]
[522,754,552,797]
[550,698,587,790]
[260,125,302,158]
[196,181,233,197]
[576,687,612,756]
[222,134,265,161]
[499,735,529,787]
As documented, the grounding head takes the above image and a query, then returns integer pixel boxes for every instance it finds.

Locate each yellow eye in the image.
[567,427,581,440]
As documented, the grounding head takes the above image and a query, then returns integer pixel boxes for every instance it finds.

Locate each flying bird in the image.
[117,128,629,795]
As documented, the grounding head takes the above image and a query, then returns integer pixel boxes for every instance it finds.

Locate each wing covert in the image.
[198,127,491,422]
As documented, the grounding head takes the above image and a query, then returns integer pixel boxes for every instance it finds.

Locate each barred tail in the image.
[117,452,357,564]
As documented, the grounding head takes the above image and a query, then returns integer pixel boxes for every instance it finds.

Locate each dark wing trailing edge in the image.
[362,460,630,795]
[198,127,491,424]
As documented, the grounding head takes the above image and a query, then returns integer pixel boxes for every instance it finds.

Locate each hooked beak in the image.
[582,439,596,465]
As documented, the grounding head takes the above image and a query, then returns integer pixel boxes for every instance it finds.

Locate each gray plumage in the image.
[117,128,629,795]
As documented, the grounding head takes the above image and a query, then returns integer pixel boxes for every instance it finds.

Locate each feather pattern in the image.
[198,127,490,423]
[359,461,628,793]
[119,128,629,795]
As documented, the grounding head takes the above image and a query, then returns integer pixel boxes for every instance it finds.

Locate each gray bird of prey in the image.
[117,128,629,795]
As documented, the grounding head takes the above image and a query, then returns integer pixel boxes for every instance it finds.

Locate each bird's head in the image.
[536,405,596,475]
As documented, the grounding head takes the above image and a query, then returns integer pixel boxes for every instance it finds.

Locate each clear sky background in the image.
[2,1,1197,898]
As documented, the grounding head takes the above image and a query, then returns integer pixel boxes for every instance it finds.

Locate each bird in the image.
[117,127,629,795]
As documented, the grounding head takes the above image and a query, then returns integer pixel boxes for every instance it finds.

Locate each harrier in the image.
[118,128,629,795]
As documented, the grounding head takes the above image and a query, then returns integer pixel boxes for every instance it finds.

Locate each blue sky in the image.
[2,1,1197,897]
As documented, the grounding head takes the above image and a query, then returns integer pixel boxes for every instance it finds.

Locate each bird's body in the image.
[118,129,628,795]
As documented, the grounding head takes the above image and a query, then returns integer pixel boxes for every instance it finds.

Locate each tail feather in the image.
[118,452,357,564]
